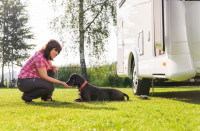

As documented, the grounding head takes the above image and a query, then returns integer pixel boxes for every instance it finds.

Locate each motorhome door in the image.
[153,0,166,56]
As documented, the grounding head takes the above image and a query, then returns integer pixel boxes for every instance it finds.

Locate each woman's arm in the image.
[37,68,71,88]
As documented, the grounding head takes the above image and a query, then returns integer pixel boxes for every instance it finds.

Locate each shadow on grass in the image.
[153,90,200,104]
[84,99,132,105]
[30,101,118,110]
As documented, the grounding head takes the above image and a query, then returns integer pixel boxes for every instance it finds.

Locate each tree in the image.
[50,0,116,80]
[0,0,34,86]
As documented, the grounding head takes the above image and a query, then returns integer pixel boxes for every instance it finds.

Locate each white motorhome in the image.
[117,0,200,95]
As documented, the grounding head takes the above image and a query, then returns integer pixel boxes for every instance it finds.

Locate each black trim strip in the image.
[162,0,165,51]
[153,74,165,76]
[119,0,126,8]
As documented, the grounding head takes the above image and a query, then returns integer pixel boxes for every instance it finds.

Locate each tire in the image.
[132,62,151,96]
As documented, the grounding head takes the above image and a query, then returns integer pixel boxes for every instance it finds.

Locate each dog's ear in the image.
[80,75,86,81]
[66,74,76,86]
[71,74,79,86]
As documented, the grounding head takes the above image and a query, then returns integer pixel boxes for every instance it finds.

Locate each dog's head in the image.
[66,73,85,87]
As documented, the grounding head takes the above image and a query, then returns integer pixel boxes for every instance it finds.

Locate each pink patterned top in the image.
[18,51,51,79]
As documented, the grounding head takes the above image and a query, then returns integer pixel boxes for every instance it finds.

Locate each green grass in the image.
[0,87,200,130]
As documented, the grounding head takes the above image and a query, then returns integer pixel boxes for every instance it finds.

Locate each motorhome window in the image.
[119,0,126,8]
[154,0,166,56]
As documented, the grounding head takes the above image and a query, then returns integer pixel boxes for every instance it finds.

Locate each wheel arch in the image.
[128,48,139,78]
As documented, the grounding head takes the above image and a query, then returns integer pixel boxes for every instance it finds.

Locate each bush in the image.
[57,63,132,88]
[57,64,81,82]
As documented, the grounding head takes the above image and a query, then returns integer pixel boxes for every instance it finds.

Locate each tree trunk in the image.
[12,62,14,80]
[12,49,14,80]
[0,63,5,87]
[79,0,88,80]
[8,63,11,87]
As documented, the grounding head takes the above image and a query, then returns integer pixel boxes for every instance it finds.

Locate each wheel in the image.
[132,63,151,96]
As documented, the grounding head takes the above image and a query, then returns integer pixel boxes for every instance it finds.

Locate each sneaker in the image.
[41,98,55,102]
[25,101,35,104]
[22,95,34,103]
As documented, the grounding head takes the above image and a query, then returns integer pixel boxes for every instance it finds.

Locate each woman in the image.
[17,39,71,103]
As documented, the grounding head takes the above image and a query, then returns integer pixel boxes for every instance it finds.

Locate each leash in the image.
[56,71,58,79]
[80,81,87,91]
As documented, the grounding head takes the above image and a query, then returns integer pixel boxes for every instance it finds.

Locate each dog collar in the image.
[80,81,87,90]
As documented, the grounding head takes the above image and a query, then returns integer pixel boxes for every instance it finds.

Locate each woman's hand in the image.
[61,82,72,88]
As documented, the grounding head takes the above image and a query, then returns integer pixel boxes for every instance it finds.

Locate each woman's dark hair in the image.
[40,39,62,60]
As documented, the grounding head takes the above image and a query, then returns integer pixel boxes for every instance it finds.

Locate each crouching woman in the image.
[17,39,71,103]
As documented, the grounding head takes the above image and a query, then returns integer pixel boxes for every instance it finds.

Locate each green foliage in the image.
[0,0,34,66]
[50,0,117,78]
[57,64,81,81]
[50,0,116,55]
[0,0,34,85]
[87,63,131,87]
[0,88,200,130]
[58,63,132,87]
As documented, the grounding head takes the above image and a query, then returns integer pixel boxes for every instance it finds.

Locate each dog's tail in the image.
[123,93,129,100]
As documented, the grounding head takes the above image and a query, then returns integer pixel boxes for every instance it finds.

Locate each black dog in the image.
[66,73,129,102]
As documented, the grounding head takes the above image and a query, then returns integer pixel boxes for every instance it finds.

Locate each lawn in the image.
[0,87,200,130]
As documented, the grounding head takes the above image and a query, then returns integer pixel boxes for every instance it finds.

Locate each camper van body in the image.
[117,0,200,95]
